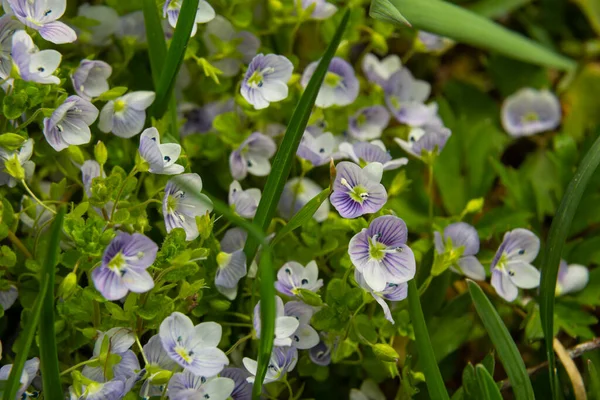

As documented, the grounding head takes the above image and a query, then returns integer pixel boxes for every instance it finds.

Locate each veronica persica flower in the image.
[43,95,99,151]
[394,124,451,161]
[168,371,234,400]
[433,222,485,280]
[0,15,20,81]
[181,99,234,136]
[229,132,277,180]
[77,4,119,46]
[490,228,541,302]
[278,177,330,223]
[416,31,453,52]
[349,215,416,292]
[243,346,298,384]
[0,138,35,187]
[71,60,112,100]
[330,161,387,219]
[4,0,76,44]
[355,269,407,324]
[81,160,103,198]
[140,335,178,398]
[284,301,320,349]
[98,91,156,138]
[163,0,215,37]
[301,0,337,19]
[275,260,323,297]
[92,232,158,301]
[309,337,332,366]
[116,11,146,42]
[229,181,261,219]
[556,260,589,296]
[215,228,247,300]
[339,140,408,172]
[296,130,343,167]
[501,88,561,137]
[220,368,252,400]
[0,358,39,399]
[160,312,229,377]
[348,106,391,141]
[301,57,359,108]
[241,53,293,110]
[82,327,137,383]
[362,53,402,88]
[0,284,17,310]
[163,173,213,241]
[138,128,184,175]
[253,296,300,347]
[384,69,435,126]
[69,380,126,400]
[11,30,61,84]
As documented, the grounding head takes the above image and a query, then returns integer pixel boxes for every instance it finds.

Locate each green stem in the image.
[283,376,294,400]
[7,230,33,259]
[21,180,56,215]
[225,333,253,356]
[134,333,149,365]
[427,163,434,225]
[109,167,138,222]
[15,108,51,131]
[59,358,98,376]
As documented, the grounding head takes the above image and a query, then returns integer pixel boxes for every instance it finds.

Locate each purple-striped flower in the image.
[4,0,76,44]
[81,160,104,198]
[181,99,234,136]
[71,60,112,101]
[241,54,293,110]
[160,312,228,377]
[556,260,589,296]
[297,130,343,167]
[229,132,277,180]
[275,260,323,297]
[77,4,119,46]
[434,222,485,280]
[284,301,320,349]
[0,138,35,187]
[0,358,39,399]
[301,57,359,108]
[417,31,452,52]
[490,228,541,302]
[309,336,332,366]
[301,0,337,19]
[394,124,451,160]
[349,215,416,292]
[229,181,261,219]
[215,228,248,300]
[0,15,20,81]
[348,106,391,140]
[92,232,157,301]
[243,346,298,384]
[138,128,184,175]
[220,368,252,400]
[384,68,434,126]
[362,53,402,88]
[168,371,234,400]
[339,140,408,171]
[253,296,300,347]
[501,88,561,137]
[0,284,18,310]
[69,380,126,400]
[43,95,99,151]
[98,91,156,138]
[11,30,61,84]
[163,173,213,241]
[83,328,138,383]
[355,269,407,324]
[139,335,178,398]
[278,177,330,223]
[163,0,215,37]
[330,161,387,219]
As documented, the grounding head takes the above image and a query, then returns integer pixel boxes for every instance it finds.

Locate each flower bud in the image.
[463,198,484,215]
[296,288,323,307]
[94,141,107,165]
[209,299,231,311]
[372,343,400,363]
[150,370,173,385]
[58,272,78,299]
[4,156,24,180]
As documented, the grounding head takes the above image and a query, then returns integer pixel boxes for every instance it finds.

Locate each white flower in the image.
[138,128,184,175]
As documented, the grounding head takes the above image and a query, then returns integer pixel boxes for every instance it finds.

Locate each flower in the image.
[349,215,416,292]
[229,181,261,219]
[284,301,320,349]
[138,127,184,175]
[139,334,178,398]
[0,14,20,81]
[275,260,323,297]
[433,222,485,280]
[296,130,343,167]
[348,106,391,140]
[4,0,76,44]
[490,228,541,302]
[241,53,294,110]
[301,57,359,108]
[181,99,234,136]
[350,380,386,400]
[355,269,407,324]
[69,380,126,400]
[229,132,277,180]
[81,327,136,380]
[361,53,402,88]
[20,195,54,232]
[11,30,61,84]
[98,91,156,138]
[243,346,298,384]
[215,228,248,300]
[0,358,39,399]
[309,337,332,366]
[203,16,260,77]
[0,285,17,310]
[81,160,104,197]
[92,232,158,301]
[0,138,35,187]
[301,0,337,19]
[43,95,99,151]
[71,60,112,100]
[253,296,300,347]
[163,173,213,241]
[384,68,434,126]
[168,371,234,400]
[394,124,451,160]
[278,177,330,223]
[220,368,252,400]
[330,161,387,219]
[339,140,408,171]
[416,31,453,52]
[159,311,229,377]
[501,88,561,137]
[116,11,146,42]
[556,260,589,296]
[77,4,119,46]
[163,0,215,37]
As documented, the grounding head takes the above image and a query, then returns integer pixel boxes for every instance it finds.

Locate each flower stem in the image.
[134,333,149,365]
[109,166,138,222]
[15,108,51,131]
[225,333,253,356]
[59,358,98,376]
[427,163,434,226]
[21,180,56,215]
[7,230,33,259]
[283,376,294,400]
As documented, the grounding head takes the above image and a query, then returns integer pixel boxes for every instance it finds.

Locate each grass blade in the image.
[243,8,351,262]
[539,133,600,399]
[152,0,200,119]
[476,364,503,400]
[38,207,66,399]
[468,0,531,19]
[467,280,534,399]
[142,0,168,87]
[369,0,576,70]
[407,280,450,400]
[271,188,329,246]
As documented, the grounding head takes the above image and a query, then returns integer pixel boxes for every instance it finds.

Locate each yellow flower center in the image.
[114,100,126,113]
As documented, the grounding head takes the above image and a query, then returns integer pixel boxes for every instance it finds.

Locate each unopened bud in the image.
[58,272,78,299]
[210,299,231,311]
[94,141,107,165]
[372,343,400,362]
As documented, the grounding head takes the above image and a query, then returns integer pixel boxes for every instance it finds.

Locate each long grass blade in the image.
[407,280,450,400]
[369,0,576,70]
[243,8,351,262]
[38,207,66,399]
[476,365,503,400]
[467,280,534,399]
[142,0,168,86]
[539,133,600,399]
[468,0,531,19]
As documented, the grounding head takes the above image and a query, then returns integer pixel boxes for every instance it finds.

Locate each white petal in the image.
[275,316,300,340]
[293,325,320,350]
[39,21,77,44]
[28,50,61,77]
[98,101,114,133]
[456,256,486,281]
[202,377,235,400]
[558,264,589,295]
[363,162,383,183]
[362,260,387,292]
[507,261,540,289]
[491,269,518,302]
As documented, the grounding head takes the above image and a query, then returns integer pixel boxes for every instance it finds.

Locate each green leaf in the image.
[587,359,600,399]
[369,0,576,70]
[243,8,351,263]
[96,86,128,101]
[407,280,449,400]
[142,0,167,86]
[468,0,531,19]
[475,365,503,400]
[467,280,534,399]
